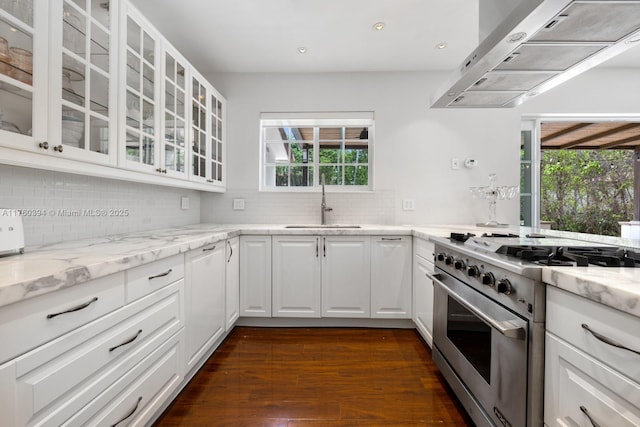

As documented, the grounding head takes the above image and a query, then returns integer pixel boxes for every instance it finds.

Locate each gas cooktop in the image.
[454,233,640,268]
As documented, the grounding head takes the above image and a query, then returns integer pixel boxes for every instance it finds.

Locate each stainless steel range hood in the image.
[430,0,640,108]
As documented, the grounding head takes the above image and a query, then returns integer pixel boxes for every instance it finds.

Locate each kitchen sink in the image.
[285,225,361,229]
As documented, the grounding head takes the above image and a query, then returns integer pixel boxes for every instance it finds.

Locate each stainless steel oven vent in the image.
[430,0,640,108]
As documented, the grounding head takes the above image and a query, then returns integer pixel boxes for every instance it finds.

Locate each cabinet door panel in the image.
[225,237,240,329]
[185,244,225,371]
[239,236,272,317]
[322,236,370,318]
[272,236,321,318]
[413,255,434,347]
[371,236,411,319]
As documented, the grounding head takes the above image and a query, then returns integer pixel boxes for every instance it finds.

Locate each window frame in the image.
[259,112,374,192]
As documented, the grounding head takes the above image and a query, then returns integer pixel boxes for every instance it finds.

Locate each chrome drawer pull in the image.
[582,323,640,356]
[111,396,143,427]
[381,237,402,241]
[227,240,233,262]
[46,297,98,319]
[109,329,143,352]
[202,245,216,252]
[148,269,172,280]
[580,405,601,427]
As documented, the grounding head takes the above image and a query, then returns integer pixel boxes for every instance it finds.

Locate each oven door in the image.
[432,269,528,427]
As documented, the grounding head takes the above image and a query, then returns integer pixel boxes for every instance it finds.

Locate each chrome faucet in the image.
[320,174,333,225]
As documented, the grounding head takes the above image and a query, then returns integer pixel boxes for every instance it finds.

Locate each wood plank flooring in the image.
[153,327,475,426]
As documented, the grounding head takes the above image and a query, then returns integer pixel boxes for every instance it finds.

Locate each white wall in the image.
[201,71,522,226]
[0,165,201,246]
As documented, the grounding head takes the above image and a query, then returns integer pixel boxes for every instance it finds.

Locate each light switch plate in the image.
[181,196,189,210]
[402,199,415,211]
[233,198,245,210]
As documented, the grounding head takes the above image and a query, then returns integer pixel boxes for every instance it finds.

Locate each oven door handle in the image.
[427,272,525,340]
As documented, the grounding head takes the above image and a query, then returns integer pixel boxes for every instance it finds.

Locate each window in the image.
[260,112,373,190]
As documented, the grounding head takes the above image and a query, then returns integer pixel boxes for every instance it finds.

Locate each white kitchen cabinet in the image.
[225,236,240,329]
[413,237,435,346]
[184,242,226,373]
[0,0,118,165]
[545,286,640,427]
[322,236,371,318]
[371,236,412,319]
[240,235,272,317]
[272,236,321,318]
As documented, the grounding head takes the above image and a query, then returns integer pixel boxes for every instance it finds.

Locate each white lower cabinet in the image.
[239,236,272,317]
[371,236,412,319]
[184,243,226,373]
[225,237,240,329]
[272,236,321,317]
[0,278,184,426]
[545,286,640,427]
[412,238,435,346]
[322,236,371,318]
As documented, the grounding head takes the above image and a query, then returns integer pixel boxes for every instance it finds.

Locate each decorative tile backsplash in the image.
[201,189,396,225]
[0,165,201,246]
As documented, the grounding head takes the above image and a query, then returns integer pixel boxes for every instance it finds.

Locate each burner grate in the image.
[497,245,640,267]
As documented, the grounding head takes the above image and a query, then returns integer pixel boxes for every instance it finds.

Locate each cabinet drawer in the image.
[546,286,640,384]
[545,333,640,427]
[126,254,184,302]
[414,238,434,261]
[14,281,183,427]
[65,330,183,427]
[0,273,125,364]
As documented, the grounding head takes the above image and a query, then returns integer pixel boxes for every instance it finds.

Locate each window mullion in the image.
[314,127,320,188]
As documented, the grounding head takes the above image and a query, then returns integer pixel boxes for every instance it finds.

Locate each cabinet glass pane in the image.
[176,118,185,146]
[90,115,107,153]
[176,88,184,116]
[125,90,139,127]
[62,107,85,149]
[211,160,216,180]
[126,131,139,161]
[217,119,222,139]
[126,51,139,90]
[217,164,222,181]
[70,0,85,9]
[142,99,153,134]
[0,14,33,136]
[142,63,153,99]
[165,53,174,81]
[1,0,33,27]
[90,69,108,114]
[142,136,154,164]
[192,77,198,99]
[217,141,222,162]
[90,0,109,28]
[142,31,153,63]
[90,22,108,72]
[176,63,184,89]
[199,130,206,154]
[63,2,86,58]
[165,81,174,112]
[62,53,85,107]
[126,17,140,54]
[217,99,222,118]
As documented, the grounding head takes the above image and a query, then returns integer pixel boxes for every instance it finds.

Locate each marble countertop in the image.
[1,223,639,319]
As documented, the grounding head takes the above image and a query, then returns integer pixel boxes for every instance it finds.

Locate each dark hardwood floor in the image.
[154,327,475,426]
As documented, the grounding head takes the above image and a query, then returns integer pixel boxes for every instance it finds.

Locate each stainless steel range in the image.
[429,233,639,427]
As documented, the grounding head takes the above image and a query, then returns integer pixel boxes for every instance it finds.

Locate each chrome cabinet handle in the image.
[227,240,233,262]
[315,238,319,258]
[431,274,525,340]
[323,238,326,257]
[582,323,640,356]
[381,237,402,241]
[148,269,172,280]
[202,245,216,252]
[47,297,98,319]
[109,329,142,352]
[111,396,143,427]
[580,406,601,427]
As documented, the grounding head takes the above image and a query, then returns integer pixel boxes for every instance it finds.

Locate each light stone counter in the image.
[1,223,639,318]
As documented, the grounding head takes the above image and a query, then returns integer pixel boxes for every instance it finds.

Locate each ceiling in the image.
[130,0,640,75]
[541,122,640,150]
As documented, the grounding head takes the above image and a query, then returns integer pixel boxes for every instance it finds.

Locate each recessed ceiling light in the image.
[298,47,307,54]
[373,22,385,31]
[436,43,447,50]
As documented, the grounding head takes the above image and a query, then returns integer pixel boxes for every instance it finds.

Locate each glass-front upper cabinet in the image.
[0,0,47,151]
[119,4,160,174]
[190,67,225,186]
[161,44,186,179]
[50,0,118,165]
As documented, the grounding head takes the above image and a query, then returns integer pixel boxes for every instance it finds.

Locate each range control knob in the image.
[480,272,495,287]
[454,259,466,270]
[496,279,513,295]
[445,255,455,266]
[467,265,480,278]
[436,253,446,262]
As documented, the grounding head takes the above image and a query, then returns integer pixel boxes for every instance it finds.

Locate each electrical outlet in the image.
[451,158,460,170]
[180,196,189,210]
[402,199,415,211]
[232,198,245,210]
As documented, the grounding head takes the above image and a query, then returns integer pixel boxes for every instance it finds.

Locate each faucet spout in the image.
[320,174,332,225]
